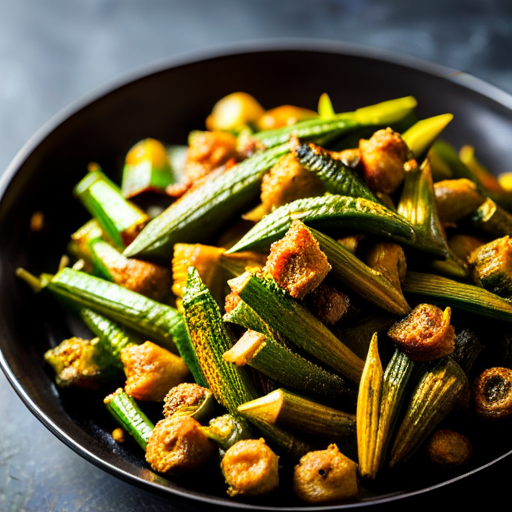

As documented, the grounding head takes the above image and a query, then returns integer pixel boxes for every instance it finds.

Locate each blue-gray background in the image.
[1,1,511,510]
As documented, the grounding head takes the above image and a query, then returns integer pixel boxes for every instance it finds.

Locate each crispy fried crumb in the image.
[387,303,455,361]
[265,220,331,299]
[359,127,408,195]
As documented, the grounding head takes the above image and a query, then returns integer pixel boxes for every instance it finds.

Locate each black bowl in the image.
[2,41,512,510]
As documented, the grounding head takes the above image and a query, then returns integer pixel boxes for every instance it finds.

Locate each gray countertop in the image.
[1,1,512,510]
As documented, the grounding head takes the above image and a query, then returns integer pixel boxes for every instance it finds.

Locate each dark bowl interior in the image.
[2,42,512,510]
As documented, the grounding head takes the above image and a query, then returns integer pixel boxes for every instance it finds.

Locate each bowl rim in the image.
[2,38,512,510]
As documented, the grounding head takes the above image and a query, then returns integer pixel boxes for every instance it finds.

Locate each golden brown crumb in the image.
[185,130,238,185]
[293,444,358,504]
[112,427,127,443]
[359,127,409,195]
[163,382,210,418]
[102,255,173,304]
[221,438,279,497]
[426,429,473,467]
[121,341,190,401]
[145,416,216,474]
[305,282,351,325]
[265,220,331,299]
[224,289,242,314]
[387,303,455,361]
[259,154,325,216]
[257,105,317,130]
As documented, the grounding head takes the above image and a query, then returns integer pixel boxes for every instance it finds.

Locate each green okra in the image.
[123,142,290,261]
[74,166,149,250]
[238,388,356,441]
[309,227,411,315]
[227,194,416,254]
[236,273,365,383]
[251,96,417,149]
[223,328,356,402]
[104,388,155,450]
[182,267,311,459]
[121,138,176,198]
[17,267,187,354]
[397,158,452,259]
[389,357,467,466]
[401,113,453,160]
[402,270,512,323]
[292,141,383,204]
[79,307,141,365]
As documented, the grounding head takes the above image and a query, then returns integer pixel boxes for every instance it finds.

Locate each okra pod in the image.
[223,329,356,402]
[105,388,155,450]
[124,143,290,261]
[74,165,149,250]
[238,388,356,441]
[389,357,467,466]
[398,159,451,259]
[309,227,411,315]
[182,267,312,459]
[227,194,416,254]
[17,267,187,354]
[402,271,512,323]
[121,138,177,198]
[236,273,364,383]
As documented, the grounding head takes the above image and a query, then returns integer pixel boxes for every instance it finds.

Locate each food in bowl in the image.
[16,90,512,504]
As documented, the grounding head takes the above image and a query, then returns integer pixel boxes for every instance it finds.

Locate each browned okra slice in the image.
[468,236,512,299]
[387,304,455,362]
[472,367,512,421]
[221,438,280,498]
[145,415,217,474]
[434,178,486,224]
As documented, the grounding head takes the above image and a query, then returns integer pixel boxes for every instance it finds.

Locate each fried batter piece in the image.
[434,178,486,225]
[426,429,473,468]
[387,303,455,362]
[246,154,324,221]
[145,415,216,474]
[293,444,358,504]
[265,220,331,299]
[257,104,317,130]
[359,127,409,195]
[221,438,280,497]
[103,256,173,304]
[184,130,238,185]
[305,281,351,325]
[121,341,190,401]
